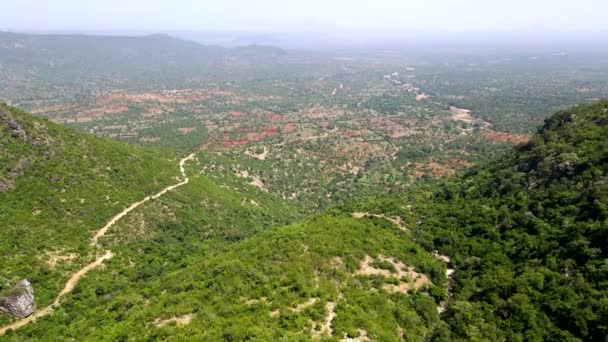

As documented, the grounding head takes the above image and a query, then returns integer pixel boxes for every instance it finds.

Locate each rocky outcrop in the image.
[6,119,27,140]
[0,280,35,318]
[0,179,12,193]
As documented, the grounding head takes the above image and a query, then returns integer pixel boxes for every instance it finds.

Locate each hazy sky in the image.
[3,0,608,33]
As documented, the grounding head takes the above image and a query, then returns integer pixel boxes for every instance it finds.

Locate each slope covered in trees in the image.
[5,214,448,340]
[1,105,446,340]
[408,100,608,340]
[1,101,607,341]
[0,103,186,314]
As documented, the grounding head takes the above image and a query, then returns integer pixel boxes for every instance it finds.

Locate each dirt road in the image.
[0,154,195,336]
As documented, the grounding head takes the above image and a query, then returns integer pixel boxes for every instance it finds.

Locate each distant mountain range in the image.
[0,31,286,82]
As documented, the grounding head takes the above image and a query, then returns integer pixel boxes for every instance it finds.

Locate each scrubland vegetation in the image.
[1,31,607,341]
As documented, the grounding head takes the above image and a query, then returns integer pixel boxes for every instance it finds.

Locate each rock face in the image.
[0,279,35,318]
[6,119,27,140]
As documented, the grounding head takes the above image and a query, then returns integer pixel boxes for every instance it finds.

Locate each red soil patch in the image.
[230,111,247,119]
[94,96,113,106]
[339,130,364,139]
[448,159,470,167]
[184,94,210,101]
[266,128,279,137]
[317,121,330,128]
[147,107,163,114]
[223,140,248,147]
[482,130,529,144]
[283,124,297,133]
[247,132,265,141]
[103,105,129,114]
[266,114,282,122]
[307,110,340,119]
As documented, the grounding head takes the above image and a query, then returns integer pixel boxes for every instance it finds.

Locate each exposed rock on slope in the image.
[0,279,35,318]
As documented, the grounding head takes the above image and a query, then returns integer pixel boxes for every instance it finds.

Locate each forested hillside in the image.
[408,100,608,340]
[1,101,607,341]
[0,105,448,340]
[0,103,183,316]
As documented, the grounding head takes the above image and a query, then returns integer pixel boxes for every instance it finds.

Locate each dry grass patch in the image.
[356,255,430,294]
[242,297,268,305]
[312,301,338,339]
[290,298,319,313]
[153,314,194,328]
[235,169,267,192]
[46,251,78,269]
[342,329,371,341]
[244,146,269,160]
[331,256,344,270]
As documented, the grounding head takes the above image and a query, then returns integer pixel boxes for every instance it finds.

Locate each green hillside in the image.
[408,100,608,340]
[1,101,607,341]
[0,103,187,310]
[0,105,446,340]
[5,213,448,340]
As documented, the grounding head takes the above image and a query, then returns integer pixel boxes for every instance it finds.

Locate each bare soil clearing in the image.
[312,300,339,339]
[356,255,430,294]
[342,329,371,341]
[291,298,319,313]
[153,314,194,328]
[416,93,429,101]
[243,297,268,305]
[236,169,267,192]
[449,106,492,128]
[46,251,78,269]
[432,252,455,313]
[331,256,344,270]
[245,146,268,160]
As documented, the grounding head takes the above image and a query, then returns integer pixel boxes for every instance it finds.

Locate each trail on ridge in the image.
[0,154,196,336]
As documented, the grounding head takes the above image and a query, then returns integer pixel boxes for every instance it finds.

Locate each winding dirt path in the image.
[352,212,409,233]
[91,154,195,245]
[0,154,195,336]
